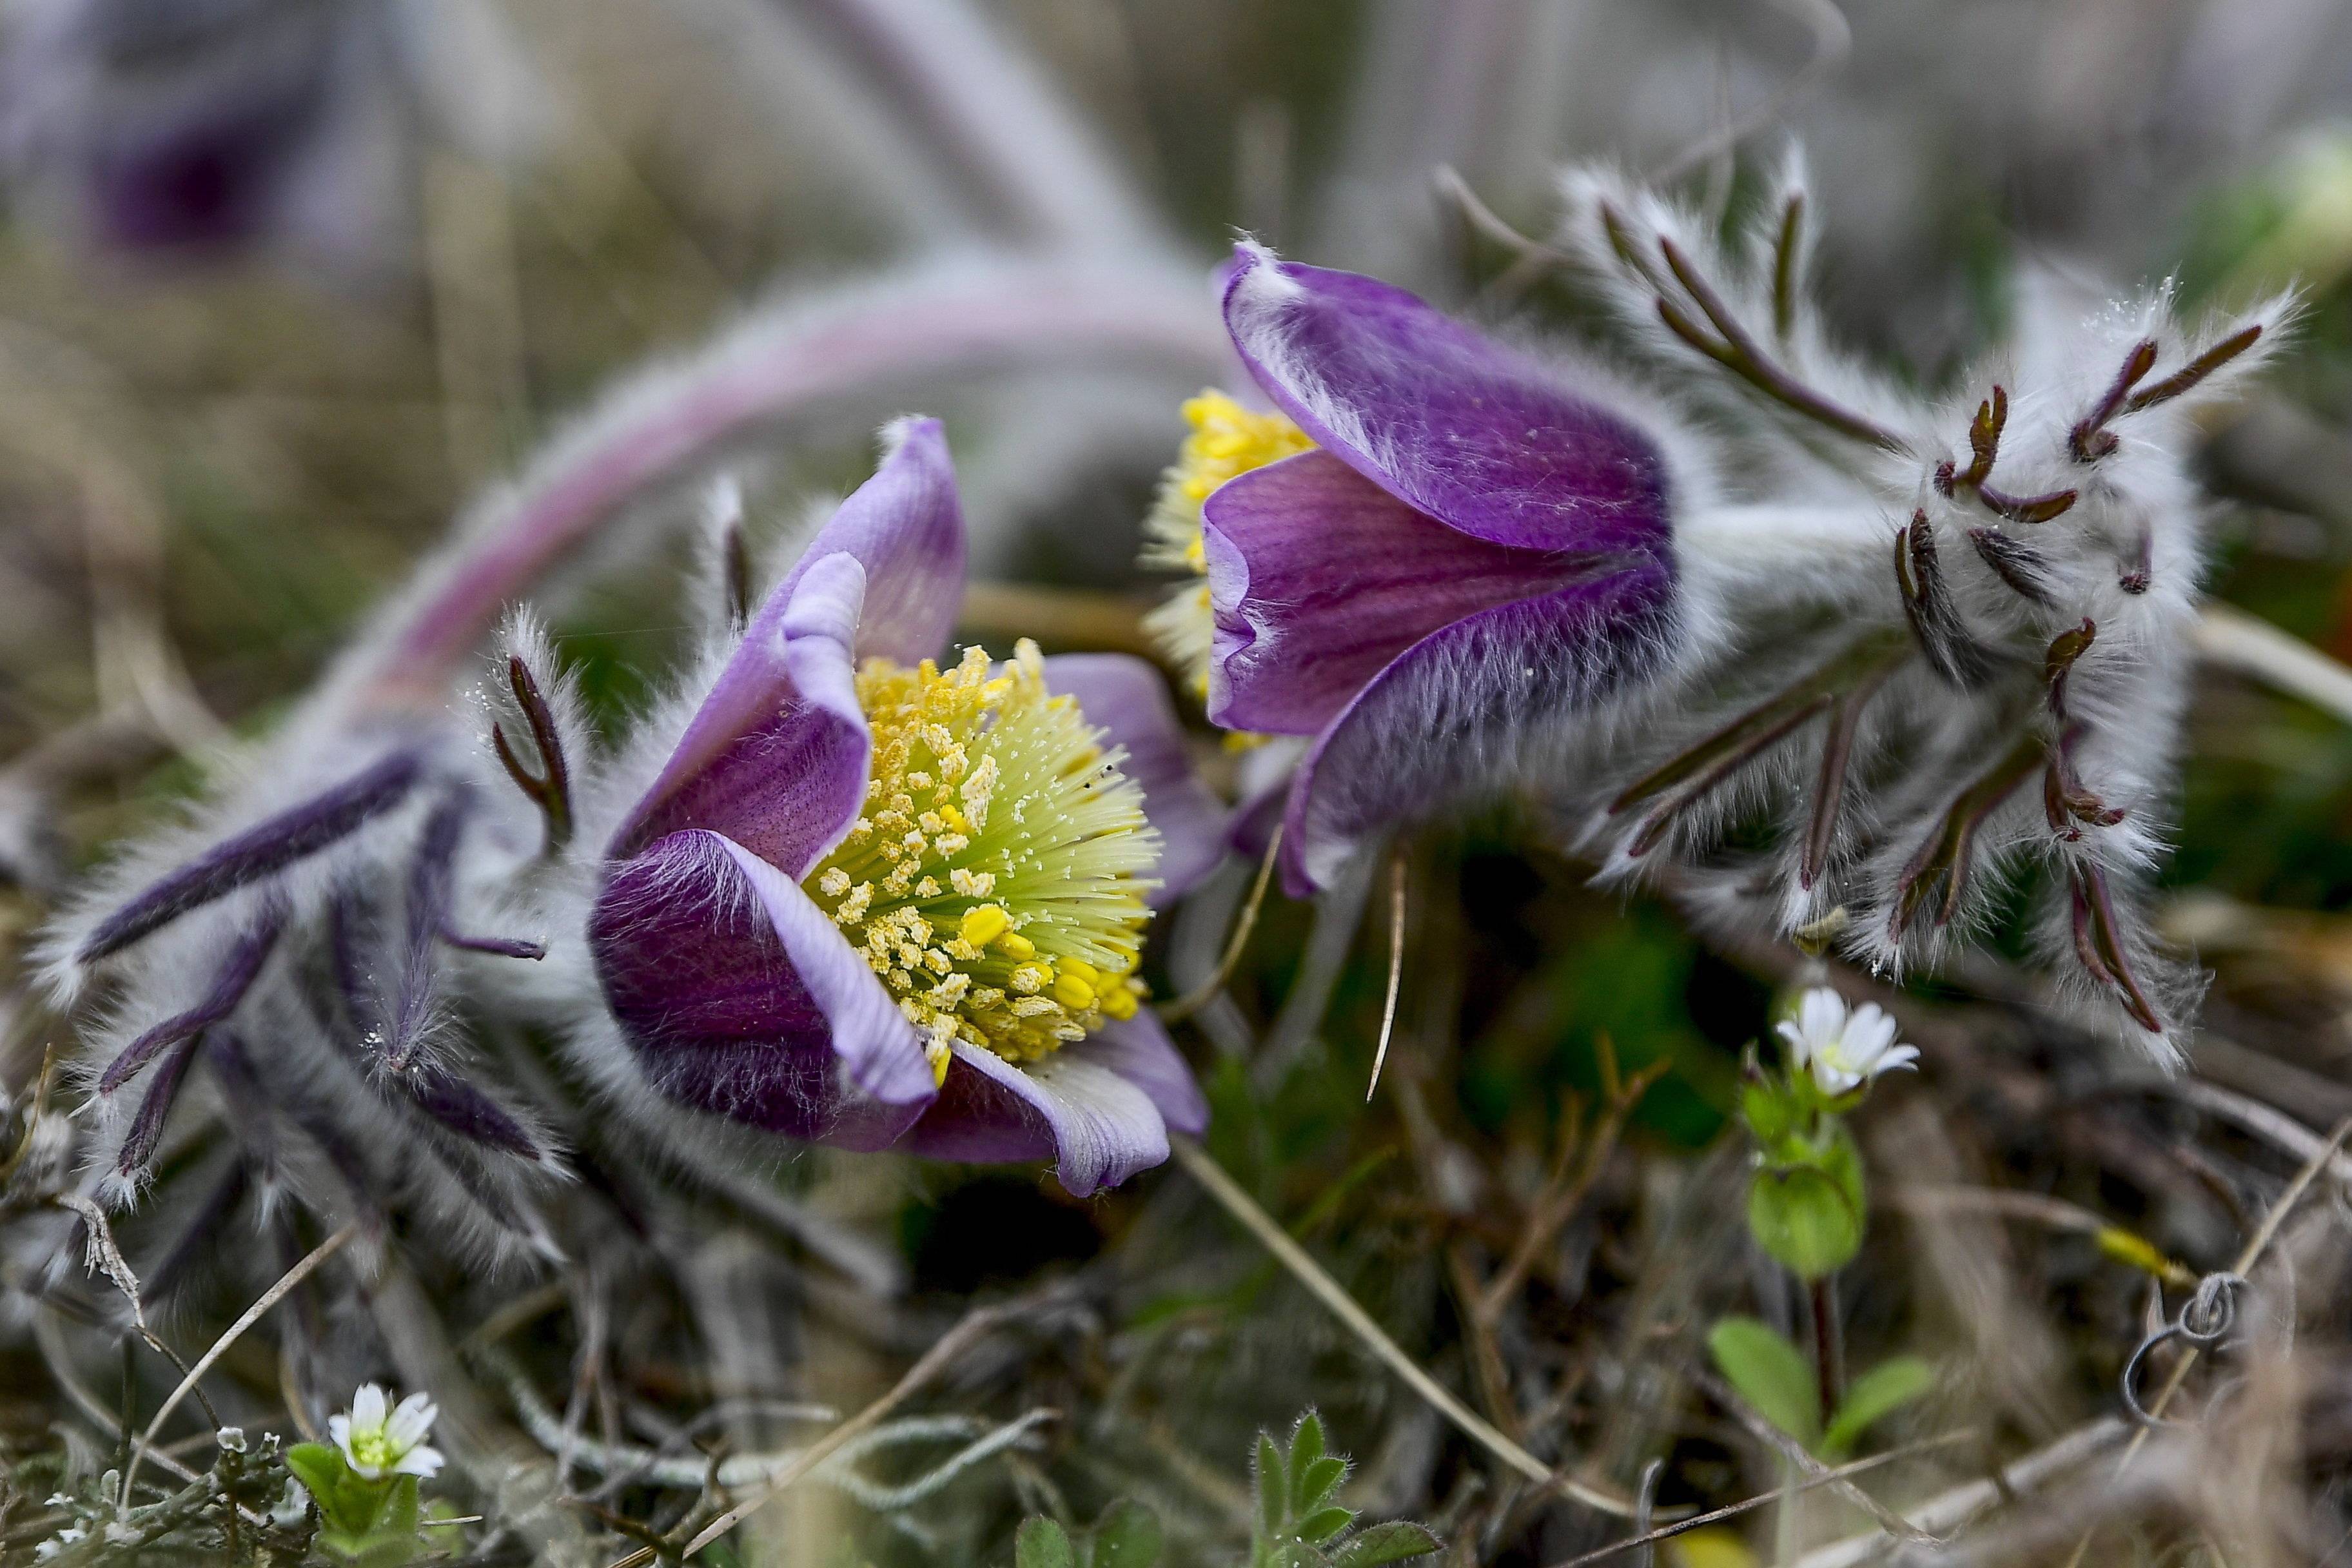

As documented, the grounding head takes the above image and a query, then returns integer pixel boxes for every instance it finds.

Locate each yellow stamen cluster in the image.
[1141,390,1316,701]
[803,641,1158,1083]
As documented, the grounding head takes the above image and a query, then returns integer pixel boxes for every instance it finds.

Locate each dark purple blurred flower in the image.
[1202,244,1681,894]
[3,0,533,271]
[582,419,1222,1195]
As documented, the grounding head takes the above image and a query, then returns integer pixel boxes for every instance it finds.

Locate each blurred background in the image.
[13,0,2352,1562]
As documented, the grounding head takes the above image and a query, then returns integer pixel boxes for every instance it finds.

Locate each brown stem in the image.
[1771,193,1804,342]
[2070,339,2157,461]
[1892,734,2042,934]
[2073,865,2164,1034]
[491,654,572,854]
[2124,324,2262,414]
[1649,235,1910,453]
[1810,1275,1844,1429]
[1800,672,1888,890]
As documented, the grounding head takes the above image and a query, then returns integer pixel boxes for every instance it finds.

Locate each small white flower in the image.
[329,1384,444,1481]
[1776,988,1918,1096]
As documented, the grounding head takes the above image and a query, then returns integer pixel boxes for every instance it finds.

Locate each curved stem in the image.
[337,259,1226,711]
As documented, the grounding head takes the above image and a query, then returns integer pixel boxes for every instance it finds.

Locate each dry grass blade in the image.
[118,1221,357,1510]
[654,1302,1018,1563]
[1366,854,1407,1101]
[1158,824,1284,1024]
[1170,1136,1642,1519]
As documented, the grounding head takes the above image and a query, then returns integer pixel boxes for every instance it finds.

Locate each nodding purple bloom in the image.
[569,419,1222,1196]
[1201,243,1682,895]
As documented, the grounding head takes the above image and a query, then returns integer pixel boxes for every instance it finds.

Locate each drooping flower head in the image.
[1198,242,1687,895]
[329,1384,443,1482]
[559,419,1223,1195]
[1775,988,1917,1097]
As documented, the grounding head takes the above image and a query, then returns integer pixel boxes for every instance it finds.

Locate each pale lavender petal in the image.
[588,830,930,1147]
[770,417,966,665]
[611,551,870,877]
[897,1017,1202,1195]
[1221,246,1674,556]
[1202,450,1618,734]
[1278,565,1676,894]
[1040,653,1228,901]
[1086,1012,1208,1137]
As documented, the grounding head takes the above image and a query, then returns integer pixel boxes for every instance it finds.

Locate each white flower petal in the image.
[1797,988,1847,1048]
[393,1444,445,1480]
[1845,1004,1899,1064]
[349,1384,387,1431]
[386,1393,437,1449]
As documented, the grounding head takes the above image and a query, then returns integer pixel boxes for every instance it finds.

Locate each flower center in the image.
[1143,390,1315,700]
[348,1427,401,1472]
[803,641,1159,1081]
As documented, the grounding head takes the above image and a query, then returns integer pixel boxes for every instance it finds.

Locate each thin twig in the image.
[1549,1431,1977,1567]
[1158,825,1284,1024]
[1478,1049,1666,1324]
[1366,855,1408,1101]
[651,1302,1019,1563]
[1170,1137,1641,1518]
[119,1222,357,1509]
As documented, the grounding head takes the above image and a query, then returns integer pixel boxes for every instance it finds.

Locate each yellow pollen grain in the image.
[798,641,1161,1066]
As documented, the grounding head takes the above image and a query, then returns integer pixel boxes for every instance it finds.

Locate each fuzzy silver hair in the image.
[1541,154,2291,1063]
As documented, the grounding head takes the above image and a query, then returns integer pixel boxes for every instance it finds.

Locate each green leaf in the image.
[1740,1076,1797,1146]
[1287,1413,1328,1513]
[1821,1356,1936,1458]
[1256,1434,1286,1536]
[1706,1316,1820,1447]
[283,1442,348,1518]
[1296,1507,1356,1545]
[1086,1501,1162,1568]
[1017,1517,1078,1568]
[1295,1456,1348,1514]
[1331,1522,1444,1567]
[1746,1148,1864,1280]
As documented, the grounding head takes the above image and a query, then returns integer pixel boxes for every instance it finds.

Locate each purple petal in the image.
[610,551,870,875]
[770,417,966,665]
[1221,246,1674,556]
[1279,565,1676,894]
[1202,450,1619,734]
[896,1015,1203,1196]
[1040,654,1228,902]
[79,750,418,964]
[587,830,933,1146]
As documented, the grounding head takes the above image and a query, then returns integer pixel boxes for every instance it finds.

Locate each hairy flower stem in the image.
[344,263,1226,712]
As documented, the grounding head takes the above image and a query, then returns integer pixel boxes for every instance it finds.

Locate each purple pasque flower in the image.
[1200,242,1683,895]
[576,418,1223,1195]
